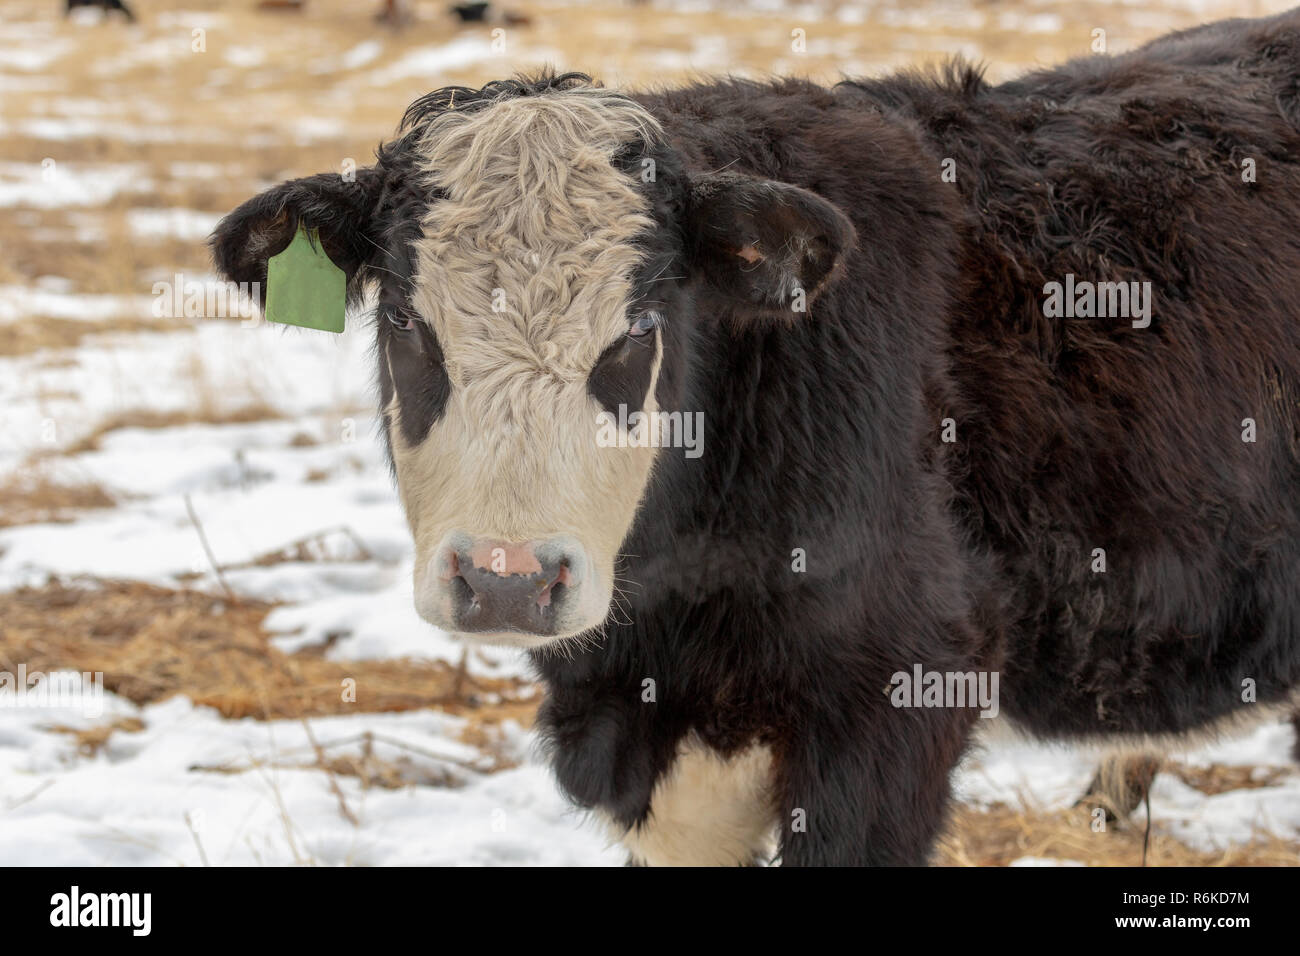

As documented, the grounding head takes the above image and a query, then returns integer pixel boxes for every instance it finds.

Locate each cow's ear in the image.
[210,167,386,307]
[686,172,855,315]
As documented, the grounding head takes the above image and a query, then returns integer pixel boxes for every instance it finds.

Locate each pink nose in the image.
[435,535,582,635]
[465,541,543,577]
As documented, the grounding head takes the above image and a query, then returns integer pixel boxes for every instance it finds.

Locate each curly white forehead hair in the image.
[410,89,663,392]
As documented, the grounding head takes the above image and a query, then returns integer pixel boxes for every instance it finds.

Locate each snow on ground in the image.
[0,161,150,209]
[0,297,564,863]
[0,307,528,675]
[127,208,223,242]
[0,284,153,323]
[960,722,1300,858]
[0,694,620,866]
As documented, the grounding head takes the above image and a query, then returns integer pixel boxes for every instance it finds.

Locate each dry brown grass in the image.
[45,716,146,756]
[0,577,540,723]
[937,803,1300,866]
[1171,763,1293,796]
[0,471,117,528]
[2,578,1295,862]
[309,750,473,789]
[63,402,282,453]
[0,403,287,529]
[190,724,520,789]
[0,314,181,357]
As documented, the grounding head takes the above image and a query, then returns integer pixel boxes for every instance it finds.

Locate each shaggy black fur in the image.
[212,10,1300,864]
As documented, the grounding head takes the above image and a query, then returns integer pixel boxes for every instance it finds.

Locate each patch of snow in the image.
[0,286,153,323]
[0,162,149,209]
[127,207,222,242]
[0,696,621,866]
[368,37,499,85]
[0,38,75,72]
[312,40,385,74]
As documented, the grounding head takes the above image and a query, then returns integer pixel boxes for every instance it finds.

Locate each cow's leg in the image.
[1076,752,1162,821]
[776,703,977,866]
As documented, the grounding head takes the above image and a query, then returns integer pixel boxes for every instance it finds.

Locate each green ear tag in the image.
[264,226,346,333]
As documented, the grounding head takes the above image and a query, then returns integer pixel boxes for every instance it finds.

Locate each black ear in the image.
[210,167,387,307]
[687,172,855,315]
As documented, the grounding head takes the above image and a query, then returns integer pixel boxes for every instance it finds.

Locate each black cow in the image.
[65,0,135,21]
[213,9,1300,864]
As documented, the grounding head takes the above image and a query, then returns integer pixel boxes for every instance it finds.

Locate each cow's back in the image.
[920,16,1300,738]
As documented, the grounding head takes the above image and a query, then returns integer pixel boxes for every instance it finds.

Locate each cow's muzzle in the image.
[423,533,588,640]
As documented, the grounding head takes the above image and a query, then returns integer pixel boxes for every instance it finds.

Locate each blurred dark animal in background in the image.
[451,2,491,22]
[64,0,135,21]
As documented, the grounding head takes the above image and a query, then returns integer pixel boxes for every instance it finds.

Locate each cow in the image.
[212,9,1300,865]
[64,0,135,22]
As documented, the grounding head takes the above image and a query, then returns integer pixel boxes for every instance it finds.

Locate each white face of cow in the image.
[211,76,856,652]
[390,93,664,648]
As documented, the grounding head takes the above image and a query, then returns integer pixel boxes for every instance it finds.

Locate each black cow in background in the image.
[213,9,1300,864]
[65,0,135,21]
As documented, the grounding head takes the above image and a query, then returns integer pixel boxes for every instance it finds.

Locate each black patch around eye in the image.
[380,306,451,447]
[587,321,657,417]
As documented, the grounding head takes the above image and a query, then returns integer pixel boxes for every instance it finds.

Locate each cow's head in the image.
[213,74,854,649]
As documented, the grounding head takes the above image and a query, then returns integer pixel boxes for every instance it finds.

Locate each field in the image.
[1,0,1297,865]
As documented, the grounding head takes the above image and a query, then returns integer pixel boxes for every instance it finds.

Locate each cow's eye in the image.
[386,305,417,332]
[589,311,659,416]
[629,311,661,339]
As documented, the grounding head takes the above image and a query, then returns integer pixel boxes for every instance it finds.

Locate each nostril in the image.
[439,537,584,633]
[435,544,461,582]
[450,574,478,613]
[536,560,571,611]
